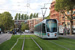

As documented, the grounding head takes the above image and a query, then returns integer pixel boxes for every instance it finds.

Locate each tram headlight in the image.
[55,33,56,36]
[48,33,50,36]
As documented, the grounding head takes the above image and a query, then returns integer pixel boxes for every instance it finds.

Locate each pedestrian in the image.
[67,28,69,35]
[12,30,15,35]
[15,30,17,34]
[63,27,67,35]
[0,28,1,34]
[0,31,1,34]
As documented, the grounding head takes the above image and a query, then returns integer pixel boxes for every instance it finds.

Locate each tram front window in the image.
[46,20,57,32]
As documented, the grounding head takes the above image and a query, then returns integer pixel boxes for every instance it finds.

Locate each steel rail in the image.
[10,38,20,50]
[31,37,42,50]
[22,36,25,50]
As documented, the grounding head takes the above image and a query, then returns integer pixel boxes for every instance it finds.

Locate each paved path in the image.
[0,33,12,44]
[16,32,34,35]
[59,35,75,39]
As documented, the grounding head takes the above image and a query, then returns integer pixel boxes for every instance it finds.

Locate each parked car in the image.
[59,26,64,35]
[68,28,75,34]
[0,28,1,34]
[25,30,29,33]
[9,31,13,34]
[73,28,75,34]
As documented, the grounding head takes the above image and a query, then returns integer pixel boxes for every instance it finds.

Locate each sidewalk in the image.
[59,35,75,39]
[0,33,12,44]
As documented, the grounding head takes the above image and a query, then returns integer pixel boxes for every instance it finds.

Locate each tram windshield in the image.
[46,20,57,32]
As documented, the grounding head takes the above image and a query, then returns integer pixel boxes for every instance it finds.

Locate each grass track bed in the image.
[0,35,75,50]
[31,35,66,50]
[49,38,75,50]
[12,39,23,50]
[24,35,40,50]
[59,37,75,44]
[0,35,20,50]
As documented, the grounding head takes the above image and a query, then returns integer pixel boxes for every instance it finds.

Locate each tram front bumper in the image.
[42,34,58,39]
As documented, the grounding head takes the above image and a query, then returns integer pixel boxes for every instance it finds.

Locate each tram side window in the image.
[42,23,46,33]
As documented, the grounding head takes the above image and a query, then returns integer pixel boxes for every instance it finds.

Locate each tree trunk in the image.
[70,20,73,35]
[70,9,73,35]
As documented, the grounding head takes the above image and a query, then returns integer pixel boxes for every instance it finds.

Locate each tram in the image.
[34,19,59,39]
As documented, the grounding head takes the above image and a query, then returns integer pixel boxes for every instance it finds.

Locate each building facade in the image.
[28,18,43,32]
[14,20,25,24]
[50,0,75,28]
[50,0,61,25]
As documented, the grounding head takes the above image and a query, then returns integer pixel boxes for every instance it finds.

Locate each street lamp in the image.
[41,7,47,20]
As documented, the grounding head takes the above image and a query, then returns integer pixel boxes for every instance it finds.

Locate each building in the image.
[14,20,25,24]
[14,18,43,32]
[50,0,61,25]
[28,18,43,32]
[14,20,26,30]
[50,0,75,28]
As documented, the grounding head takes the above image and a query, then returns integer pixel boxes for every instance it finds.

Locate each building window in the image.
[73,11,75,14]
[62,17,64,18]
[73,16,75,19]
[62,22,65,25]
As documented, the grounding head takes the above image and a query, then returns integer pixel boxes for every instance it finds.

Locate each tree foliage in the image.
[30,13,33,19]
[21,23,29,31]
[0,12,14,31]
[21,14,23,20]
[55,0,75,35]
[45,14,50,19]
[18,13,21,20]
[33,13,38,18]
[15,13,18,20]
[15,13,38,20]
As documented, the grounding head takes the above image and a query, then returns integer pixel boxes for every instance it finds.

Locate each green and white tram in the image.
[34,19,59,39]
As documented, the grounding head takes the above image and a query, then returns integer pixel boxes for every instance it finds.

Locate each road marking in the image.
[22,36,25,50]
[49,41,70,50]
[31,37,42,50]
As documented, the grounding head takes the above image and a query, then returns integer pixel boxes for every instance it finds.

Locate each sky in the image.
[0,0,53,19]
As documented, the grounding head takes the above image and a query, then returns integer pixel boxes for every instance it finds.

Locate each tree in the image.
[15,13,39,20]
[15,13,18,20]
[18,13,21,20]
[70,0,75,2]
[24,14,27,20]
[0,12,14,30]
[30,13,33,19]
[36,13,38,18]
[21,14,23,20]
[55,0,75,35]
[21,23,29,31]
[33,13,38,18]
[26,15,29,19]
[33,13,36,18]
[45,14,50,19]
[22,14,24,20]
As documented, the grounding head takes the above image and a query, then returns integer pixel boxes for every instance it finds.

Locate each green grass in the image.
[24,35,40,50]
[31,36,75,50]
[0,35,75,50]
[12,39,23,50]
[49,37,75,50]
[20,35,25,38]
[31,35,66,50]
[0,35,21,50]
[12,35,25,50]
